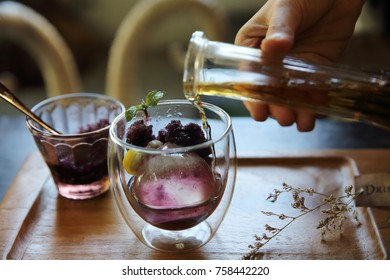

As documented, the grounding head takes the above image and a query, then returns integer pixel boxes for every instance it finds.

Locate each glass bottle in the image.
[183,31,390,129]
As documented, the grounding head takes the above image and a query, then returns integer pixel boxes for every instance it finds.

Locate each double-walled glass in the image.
[108,100,236,252]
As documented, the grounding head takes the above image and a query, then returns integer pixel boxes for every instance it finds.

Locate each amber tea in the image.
[184,80,390,129]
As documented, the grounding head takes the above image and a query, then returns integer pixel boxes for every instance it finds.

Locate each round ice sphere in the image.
[133,152,217,208]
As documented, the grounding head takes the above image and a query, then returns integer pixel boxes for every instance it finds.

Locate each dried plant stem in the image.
[259,201,328,248]
[243,183,363,260]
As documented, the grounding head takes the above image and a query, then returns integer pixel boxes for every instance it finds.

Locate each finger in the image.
[296,110,316,132]
[243,101,269,121]
[235,22,269,48]
[268,105,296,126]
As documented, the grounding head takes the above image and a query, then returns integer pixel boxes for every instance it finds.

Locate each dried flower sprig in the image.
[243,183,363,260]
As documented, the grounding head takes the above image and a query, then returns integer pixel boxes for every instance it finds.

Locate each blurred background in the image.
[1,0,389,116]
[0,0,263,115]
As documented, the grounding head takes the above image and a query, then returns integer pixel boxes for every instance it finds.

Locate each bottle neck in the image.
[183,31,209,101]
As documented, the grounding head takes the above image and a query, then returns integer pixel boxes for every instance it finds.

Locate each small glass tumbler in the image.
[26,93,125,200]
[108,100,237,252]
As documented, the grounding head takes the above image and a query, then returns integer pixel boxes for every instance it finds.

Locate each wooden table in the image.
[1,149,389,260]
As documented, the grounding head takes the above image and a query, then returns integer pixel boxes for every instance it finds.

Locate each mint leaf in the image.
[145,90,165,107]
[125,106,139,122]
[125,90,165,121]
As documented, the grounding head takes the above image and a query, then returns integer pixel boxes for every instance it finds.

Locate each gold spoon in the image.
[0,81,60,135]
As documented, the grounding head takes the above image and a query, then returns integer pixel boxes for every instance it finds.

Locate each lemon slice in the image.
[122,150,142,175]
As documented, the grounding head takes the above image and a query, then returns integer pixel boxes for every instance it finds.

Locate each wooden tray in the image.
[1,151,389,260]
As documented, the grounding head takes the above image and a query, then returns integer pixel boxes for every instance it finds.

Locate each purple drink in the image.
[126,152,224,230]
[41,134,110,199]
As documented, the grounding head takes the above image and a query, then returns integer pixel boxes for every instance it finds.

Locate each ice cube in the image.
[133,152,217,208]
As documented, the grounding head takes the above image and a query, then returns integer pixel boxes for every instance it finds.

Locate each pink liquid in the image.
[127,176,223,230]
[125,153,224,230]
[56,175,110,200]
[41,126,110,200]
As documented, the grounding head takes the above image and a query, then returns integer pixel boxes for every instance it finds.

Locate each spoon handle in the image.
[0,82,60,135]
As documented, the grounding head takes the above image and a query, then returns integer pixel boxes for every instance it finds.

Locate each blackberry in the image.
[126,120,155,147]
[161,120,207,147]
[125,119,207,148]
[156,129,166,143]
[183,123,206,145]
[79,118,110,133]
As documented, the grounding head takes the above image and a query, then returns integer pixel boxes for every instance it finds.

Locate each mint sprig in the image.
[125,90,165,121]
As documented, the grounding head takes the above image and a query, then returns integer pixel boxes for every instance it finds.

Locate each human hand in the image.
[235,0,365,131]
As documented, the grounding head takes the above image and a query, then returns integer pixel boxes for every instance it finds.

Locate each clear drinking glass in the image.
[108,99,236,252]
[183,31,390,129]
[26,93,125,200]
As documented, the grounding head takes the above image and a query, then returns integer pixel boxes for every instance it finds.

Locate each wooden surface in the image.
[1,150,390,260]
